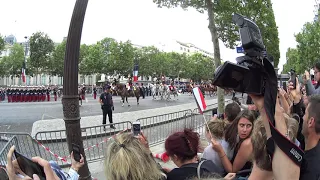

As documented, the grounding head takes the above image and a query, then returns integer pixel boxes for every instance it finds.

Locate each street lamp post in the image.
[62,0,91,179]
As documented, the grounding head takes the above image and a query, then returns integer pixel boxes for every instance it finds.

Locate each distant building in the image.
[155,39,214,59]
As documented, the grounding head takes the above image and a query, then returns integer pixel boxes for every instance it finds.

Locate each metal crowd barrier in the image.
[34,121,132,165]
[0,136,20,166]
[0,132,42,162]
[136,99,235,146]
[136,109,192,146]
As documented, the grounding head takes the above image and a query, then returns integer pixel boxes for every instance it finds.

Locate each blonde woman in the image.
[104,132,165,180]
[203,120,233,176]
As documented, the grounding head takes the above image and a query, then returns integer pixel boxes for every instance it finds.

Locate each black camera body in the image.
[213,13,272,95]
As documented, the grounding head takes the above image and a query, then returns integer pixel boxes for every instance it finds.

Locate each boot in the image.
[110,125,116,129]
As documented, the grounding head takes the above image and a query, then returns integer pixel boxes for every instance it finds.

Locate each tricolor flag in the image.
[133,64,139,82]
[21,62,26,83]
[192,87,207,114]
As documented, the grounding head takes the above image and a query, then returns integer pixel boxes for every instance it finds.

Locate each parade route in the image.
[0,94,237,133]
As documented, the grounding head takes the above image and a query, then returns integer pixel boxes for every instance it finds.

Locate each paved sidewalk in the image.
[31,98,231,137]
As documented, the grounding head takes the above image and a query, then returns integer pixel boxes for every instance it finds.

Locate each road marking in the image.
[126,107,132,112]
[7,125,10,129]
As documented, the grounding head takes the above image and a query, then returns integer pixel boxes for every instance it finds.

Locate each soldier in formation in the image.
[5,85,58,103]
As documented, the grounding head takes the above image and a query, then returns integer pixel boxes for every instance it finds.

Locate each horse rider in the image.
[190,80,194,88]
[169,81,175,92]
[161,75,166,85]
[127,77,133,91]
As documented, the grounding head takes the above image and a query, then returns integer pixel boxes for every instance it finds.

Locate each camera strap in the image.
[262,57,304,167]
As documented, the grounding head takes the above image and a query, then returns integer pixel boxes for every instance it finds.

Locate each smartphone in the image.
[132,122,141,136]
[217,114,224,119]
[72,143,81,162]
[282,82,287,92]
[290,69,297,89]
[14,150,45,180]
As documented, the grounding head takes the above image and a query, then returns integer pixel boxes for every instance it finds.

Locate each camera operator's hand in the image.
[137,132,150,152]
[210,138,223,154]
[211,114,218,121]
[278,88,287,98]
[249,95,264,112]
[288,77,302,104]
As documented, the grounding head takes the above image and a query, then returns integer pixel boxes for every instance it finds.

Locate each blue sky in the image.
[0,0,316,72]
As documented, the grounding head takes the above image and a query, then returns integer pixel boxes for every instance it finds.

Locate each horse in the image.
[149,83,160,100]
[116,83,141,106]
[166,85,178,100]
[185,84,193,95]
[158,84,169,100]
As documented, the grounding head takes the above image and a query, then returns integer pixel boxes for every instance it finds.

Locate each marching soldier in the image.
[93,85,97,99]
[34,88,38,102]
[46,87,51,101]
[53,86,57,101]
[81,85,86,100]
[7,88,11,103]
[38,88,42,102]
[42,87,46,101]
[24,88,29,102]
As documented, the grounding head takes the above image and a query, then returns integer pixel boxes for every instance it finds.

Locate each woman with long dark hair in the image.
[304,61,320,95]
[211,110,256,173]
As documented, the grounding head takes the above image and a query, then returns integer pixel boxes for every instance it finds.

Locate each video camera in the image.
[213,13,273,95]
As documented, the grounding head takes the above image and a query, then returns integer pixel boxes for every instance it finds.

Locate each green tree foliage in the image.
[82,43,105,75]
[1,43,25,78]
[187,53,215,81]
[98,38,119,74]
[114,41,135,75]
[283,48,301,74]
[283,22,320,74]
[29,32,54,79]
[0,35,5,54]
[50,40,66,77]
[214,0,280,67]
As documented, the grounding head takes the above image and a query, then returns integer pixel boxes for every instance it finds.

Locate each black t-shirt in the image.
[167,160,219,180]
[100,92,112,106]
[300,141,320,180]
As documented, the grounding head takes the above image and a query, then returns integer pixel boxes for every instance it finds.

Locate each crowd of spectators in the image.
[2,62,320,180]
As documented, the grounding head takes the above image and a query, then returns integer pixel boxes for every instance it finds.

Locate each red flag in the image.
[192,87,207,114]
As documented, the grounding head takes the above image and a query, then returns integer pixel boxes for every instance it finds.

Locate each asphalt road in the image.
[0,93,233,133]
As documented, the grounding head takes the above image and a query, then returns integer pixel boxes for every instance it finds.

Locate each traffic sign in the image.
[236,46,244,53]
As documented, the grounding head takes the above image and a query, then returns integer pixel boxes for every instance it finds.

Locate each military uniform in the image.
[81,87,86,100]
[46,88,51,101]
[7,89,11,102]
[127,78,133,91]
[93,86,97,99]
[53,88,57,101]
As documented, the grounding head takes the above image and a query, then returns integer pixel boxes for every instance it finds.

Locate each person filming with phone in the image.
[4,145,85,180]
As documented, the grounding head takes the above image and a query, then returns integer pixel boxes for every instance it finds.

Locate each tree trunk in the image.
[206,0,225,114]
